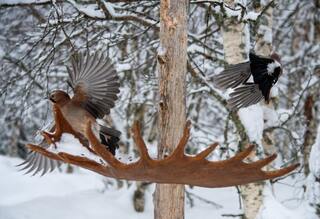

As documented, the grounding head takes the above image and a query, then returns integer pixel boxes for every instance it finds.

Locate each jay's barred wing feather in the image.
[18,150,61,176]
[18,122,62,175]
[67,52,120,119]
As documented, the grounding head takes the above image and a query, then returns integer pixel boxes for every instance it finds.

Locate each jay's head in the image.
[48,90,70,106]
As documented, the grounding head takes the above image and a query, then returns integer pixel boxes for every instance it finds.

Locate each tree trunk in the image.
[303,95,317,176]
[154,0,188,219]
[222,1,264,218]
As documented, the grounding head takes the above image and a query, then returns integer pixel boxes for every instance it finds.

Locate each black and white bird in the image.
[213,52,282,110]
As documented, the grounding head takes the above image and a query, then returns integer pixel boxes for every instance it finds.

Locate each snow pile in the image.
[0,155,105,206]
[48,133,106,165]
[260,187,317,219]
[307,126,320,205]
[0,155,240,219]
[0,155,317,219]
[263,105,279,127]
[0,46,4,59]
[238,104,264,145]
[67,0,105,19]
[0,0,49,4]
[309,126,320,178]
[244,11,261,21]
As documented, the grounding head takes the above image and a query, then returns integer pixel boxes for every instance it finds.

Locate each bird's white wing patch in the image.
[267,61,281,75]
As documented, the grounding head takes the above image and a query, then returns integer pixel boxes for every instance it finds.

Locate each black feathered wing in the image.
[227,83,264,110]
[213,62,251,89]
[67,52,120,119]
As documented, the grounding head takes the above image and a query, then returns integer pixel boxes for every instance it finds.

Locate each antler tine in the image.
[58,152,104,170]
[171,120,191,158]
[131,121,152,162]
[248,154,278,169]
[194,143,219,160]
[264,163,300,179]
[230,144,255,162]
[26,105,299,188]
[85,120,123,168]
[27,144,64,162]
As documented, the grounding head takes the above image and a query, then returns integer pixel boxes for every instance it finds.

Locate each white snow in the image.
[262,105,279,127]
[0,46,4,59]
[244,11,261,21]
[67,0,105,19]
[259,25,273,44]
[238,104,264,145]
[0,155,105,206]
[104,2,116,17]
[260,187,317,219]
[307,126,320,207]
[308,125,320,177]
[157,45,167,57]
[224,6,241,19]
[0,0,49,4]
[47,133,107,165]
[0,155,317,219]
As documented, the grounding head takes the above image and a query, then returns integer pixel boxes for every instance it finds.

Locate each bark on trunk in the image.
[303,95,317,176]
[154,0,188,219]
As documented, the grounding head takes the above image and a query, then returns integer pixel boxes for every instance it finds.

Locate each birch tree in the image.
[221,1,263,218]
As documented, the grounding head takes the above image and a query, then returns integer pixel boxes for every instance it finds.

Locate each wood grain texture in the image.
[155,0,188,218]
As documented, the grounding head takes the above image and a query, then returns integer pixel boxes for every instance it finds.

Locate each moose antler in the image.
[27,104,299,188]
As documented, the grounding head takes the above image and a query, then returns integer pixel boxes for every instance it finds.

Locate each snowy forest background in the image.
[0,0,320,218]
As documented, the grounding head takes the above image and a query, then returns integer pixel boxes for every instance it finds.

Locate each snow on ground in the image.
[0,155,316,219]
[259,188,317,219]
[307,125,320,205]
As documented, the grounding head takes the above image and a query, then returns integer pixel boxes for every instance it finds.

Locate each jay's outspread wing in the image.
[68,52,121,155]
[19,52,121,175]
[18,151,61,176]
[67,52,120,119]
[18,122,62,176]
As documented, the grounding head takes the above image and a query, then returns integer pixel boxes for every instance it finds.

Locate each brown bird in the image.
[18,51,121,175]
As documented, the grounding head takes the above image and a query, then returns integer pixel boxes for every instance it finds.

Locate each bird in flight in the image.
[213,52,282,110]
[19,52,121,175]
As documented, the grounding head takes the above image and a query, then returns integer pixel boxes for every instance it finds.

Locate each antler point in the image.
[131,121,140,133]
